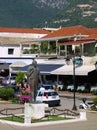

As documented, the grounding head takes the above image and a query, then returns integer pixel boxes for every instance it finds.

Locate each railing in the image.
[45,107,80,117]
[0,107,80,122]
[0,107,24,120]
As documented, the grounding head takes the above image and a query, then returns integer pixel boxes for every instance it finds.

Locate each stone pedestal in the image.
[24,103,48,124]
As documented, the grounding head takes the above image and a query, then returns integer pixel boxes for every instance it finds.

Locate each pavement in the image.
[59,91,97,100]
[0,92,97,129]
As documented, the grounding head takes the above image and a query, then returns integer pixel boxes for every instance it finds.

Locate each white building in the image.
[0,27,49,58]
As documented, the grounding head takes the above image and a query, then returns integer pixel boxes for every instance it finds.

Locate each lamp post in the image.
[72,55,83,111]
[72,53,77,111]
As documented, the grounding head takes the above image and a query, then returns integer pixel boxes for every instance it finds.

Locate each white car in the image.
[38,84,54,90]
[2,76,16,85]
[2,77,10,85]
[36,89,60,107]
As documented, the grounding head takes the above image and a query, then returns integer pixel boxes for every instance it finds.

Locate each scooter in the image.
[79,98,96,110]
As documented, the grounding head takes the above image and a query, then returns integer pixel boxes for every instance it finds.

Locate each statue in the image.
[27,59,42,103]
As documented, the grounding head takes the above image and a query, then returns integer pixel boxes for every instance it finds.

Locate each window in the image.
[8,48,14,55]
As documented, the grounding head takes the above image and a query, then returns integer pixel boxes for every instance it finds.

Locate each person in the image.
[27,59,42,102]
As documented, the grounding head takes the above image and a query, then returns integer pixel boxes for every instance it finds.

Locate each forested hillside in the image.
[0,0,97,28]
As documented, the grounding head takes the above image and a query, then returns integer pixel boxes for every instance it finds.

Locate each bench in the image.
[67,85,74,91]
[77,86,85,92]
[90,86,97,92]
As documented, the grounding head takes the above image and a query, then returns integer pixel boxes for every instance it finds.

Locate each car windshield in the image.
[38,91,58,96]
[42,84,53,90]
[38,91,44,96]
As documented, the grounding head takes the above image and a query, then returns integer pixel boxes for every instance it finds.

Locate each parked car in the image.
[38,84,54,90]
[36,89,60,107]
[10,76,16,85]
[2,76,10,85]
[2,76,16,85]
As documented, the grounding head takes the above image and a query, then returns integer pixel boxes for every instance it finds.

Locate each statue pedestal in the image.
[24,103,48,124]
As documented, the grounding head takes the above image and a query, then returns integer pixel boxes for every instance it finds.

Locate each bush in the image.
[92,90,97,95]
[0,88,14,100]
[93,98,97,105]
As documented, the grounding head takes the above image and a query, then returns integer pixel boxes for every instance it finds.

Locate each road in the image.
[0,93,97,130]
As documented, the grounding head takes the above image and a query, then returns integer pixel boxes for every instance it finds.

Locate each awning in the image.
[38,64,63,74]
[51,65,95,76]
[59,39,95,45]
[0,63,10,70]
[10,61,27,67]
[11,64,63,75]
[22,36,73,43]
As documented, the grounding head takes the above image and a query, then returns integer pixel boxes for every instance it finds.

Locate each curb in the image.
[0,118,87,127]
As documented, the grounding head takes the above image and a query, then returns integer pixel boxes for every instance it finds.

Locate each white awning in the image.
[51,65,95,76]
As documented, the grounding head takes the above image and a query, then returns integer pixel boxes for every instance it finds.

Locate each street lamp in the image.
[72,53,77,111]
[72,55,83,111]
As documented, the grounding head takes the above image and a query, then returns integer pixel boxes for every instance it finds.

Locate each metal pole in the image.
[72,53,77,111]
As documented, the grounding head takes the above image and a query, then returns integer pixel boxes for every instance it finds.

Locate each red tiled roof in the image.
[0,26,97,40]
[0,27,50,34]
[88,28,97,34]
[87,34,97,39]
[44,25,92,38]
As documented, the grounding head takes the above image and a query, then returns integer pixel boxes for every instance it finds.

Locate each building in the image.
[0,27,50,58]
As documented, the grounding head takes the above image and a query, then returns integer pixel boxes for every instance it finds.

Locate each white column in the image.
[38,42,41,56]
[20,43,22,57]
[65,45,67,56]
[81,43,84,56]
[56,40,58,55]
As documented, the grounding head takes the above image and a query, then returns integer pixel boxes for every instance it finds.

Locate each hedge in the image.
[0,88,14,100]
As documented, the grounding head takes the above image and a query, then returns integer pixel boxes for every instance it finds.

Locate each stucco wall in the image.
[0,45,21,57]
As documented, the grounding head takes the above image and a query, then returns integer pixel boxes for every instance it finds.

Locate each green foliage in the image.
[16,71,26,84]
[0,115,72,123]
[50,0,97,28]
[0,0,58,28]
[93,98,97,105]
[40,42,48,54]
[0,0,96,28]
[23,49,29,54]
[0,116,24,123]
[0,88,14,100]
[92,90,97,95]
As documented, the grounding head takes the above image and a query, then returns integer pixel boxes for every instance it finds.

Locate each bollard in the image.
[80,110,87,120]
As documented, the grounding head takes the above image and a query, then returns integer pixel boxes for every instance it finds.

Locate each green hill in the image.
[0,0,97,28]
[0,0,59,28]
[50,0,97,28]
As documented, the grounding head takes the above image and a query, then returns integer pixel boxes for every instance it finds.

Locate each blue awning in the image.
[13,64,63,75]
[38,64,63,74]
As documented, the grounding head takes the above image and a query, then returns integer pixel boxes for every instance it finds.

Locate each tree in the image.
[40,42,48,54]
[16,71,26,84]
